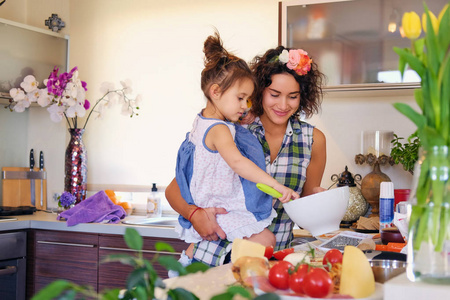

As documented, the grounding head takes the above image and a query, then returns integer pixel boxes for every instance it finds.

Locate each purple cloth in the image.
[57,191,126,226]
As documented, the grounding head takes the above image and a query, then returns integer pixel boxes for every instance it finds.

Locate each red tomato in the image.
[264,246,274,259]
[268,260,294,290]
[273,247,294,260]
[288,264,309,294]
[303,267,333,298]
[323,249,343,271]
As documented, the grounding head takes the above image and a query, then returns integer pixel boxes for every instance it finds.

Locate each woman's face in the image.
[261,73,300,126]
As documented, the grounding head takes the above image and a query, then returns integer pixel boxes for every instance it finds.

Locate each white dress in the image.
[175,114,276,243]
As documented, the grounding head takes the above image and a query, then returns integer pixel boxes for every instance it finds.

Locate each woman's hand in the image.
[191,207,228,241]
[311,186,326,194]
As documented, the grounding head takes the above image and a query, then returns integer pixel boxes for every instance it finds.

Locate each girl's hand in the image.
[191,206,228,241]
[239,110,256,125]
[274,183,300,203]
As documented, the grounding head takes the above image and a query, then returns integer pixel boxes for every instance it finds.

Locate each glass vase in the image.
[407,145,450,284]
[64,129,88,204]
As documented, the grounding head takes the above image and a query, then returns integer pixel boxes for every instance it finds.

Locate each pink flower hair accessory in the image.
[274,49,312,76]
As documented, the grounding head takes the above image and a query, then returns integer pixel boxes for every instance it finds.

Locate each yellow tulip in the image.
[438,4,449,24]
[422,11,439,34]
[402,11,422,39]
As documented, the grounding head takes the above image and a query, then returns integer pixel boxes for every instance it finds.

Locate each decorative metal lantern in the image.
[331,166,368,226]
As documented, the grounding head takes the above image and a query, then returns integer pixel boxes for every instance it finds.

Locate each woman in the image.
[166,45,326,267]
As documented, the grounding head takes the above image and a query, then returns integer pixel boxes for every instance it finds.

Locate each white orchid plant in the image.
[7,66,141,129]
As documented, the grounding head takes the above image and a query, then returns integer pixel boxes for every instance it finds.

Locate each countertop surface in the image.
[0,211,180,238]
[0,211,310,239]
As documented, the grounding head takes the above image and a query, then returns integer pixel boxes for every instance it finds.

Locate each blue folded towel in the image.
[57,190,126,226]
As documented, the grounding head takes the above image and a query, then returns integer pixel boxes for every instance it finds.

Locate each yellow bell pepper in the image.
[402,11,422,39]
[422,10,439,34]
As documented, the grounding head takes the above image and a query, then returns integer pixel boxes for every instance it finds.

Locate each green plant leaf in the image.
[101,289,121,300]
[155,241,175,253]
[393,47,426,77]
[423,126,446,146]
[157,255,188,276]
[413,38,425,60]
[101,254,138,267]
[185,261,210,274]
[438,52,450,144]
[31,280,76,300]
[134,285,148,300]
[226,285,252,297]
[58,289,77,300]
[423,4,441,72]
[420,73,435,128]
[390,133,420,173]
[167,288,200,300]
[398,53,407,80]
[393,102,427,129]
[426,71,441,129]
[414,88,424,111]
[126,267,148,290]
[209,285,254,300]
[254,293,281,300]
[143,259,158,282]
[124,227,143,251]
[438,3,450,54]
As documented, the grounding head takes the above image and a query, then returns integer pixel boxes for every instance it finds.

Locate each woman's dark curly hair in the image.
[201,31,255,101]
[250,46,326,118]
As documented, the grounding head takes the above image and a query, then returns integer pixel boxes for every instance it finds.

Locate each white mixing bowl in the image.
[283,186,349,236]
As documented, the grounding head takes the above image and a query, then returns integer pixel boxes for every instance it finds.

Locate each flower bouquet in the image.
[7,66,141,128]
[393,2,450,283]
[7,66,142,203]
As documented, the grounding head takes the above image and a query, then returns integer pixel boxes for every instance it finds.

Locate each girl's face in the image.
[215,77,254,122]
[261,73,300,126]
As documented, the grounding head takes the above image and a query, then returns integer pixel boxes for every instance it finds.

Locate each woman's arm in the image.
[207,124,300,202]
[301,128,327,197]
[165,178,227,240]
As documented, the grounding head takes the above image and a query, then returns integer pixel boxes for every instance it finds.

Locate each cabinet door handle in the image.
[37,241,96,248]
[99,246,181,255]
[0,266,17,276]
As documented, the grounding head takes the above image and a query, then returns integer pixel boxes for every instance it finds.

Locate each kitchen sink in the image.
[122,216,179,227]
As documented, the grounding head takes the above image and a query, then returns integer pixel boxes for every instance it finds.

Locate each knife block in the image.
[1,167,47,209]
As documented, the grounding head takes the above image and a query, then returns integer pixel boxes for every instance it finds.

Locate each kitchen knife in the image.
[39,151,44,208]
[29,149,35,206]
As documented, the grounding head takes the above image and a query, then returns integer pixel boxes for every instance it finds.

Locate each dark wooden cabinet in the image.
[32,230,99,293]
[98,234,187,291]
[27,230,188,298]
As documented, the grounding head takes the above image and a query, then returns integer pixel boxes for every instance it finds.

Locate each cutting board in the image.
[2,167,47,209]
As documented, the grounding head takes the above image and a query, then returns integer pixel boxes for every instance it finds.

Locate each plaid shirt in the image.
[192,116,314,266]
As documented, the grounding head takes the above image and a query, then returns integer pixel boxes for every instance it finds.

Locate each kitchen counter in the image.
[0,211,313,239]
[0,211,179,238]
[3,213,450,299]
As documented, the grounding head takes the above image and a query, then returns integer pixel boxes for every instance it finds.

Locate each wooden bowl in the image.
[381,228,405,245]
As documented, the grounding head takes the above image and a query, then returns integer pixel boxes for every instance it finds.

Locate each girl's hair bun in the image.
[203,31,228,67]
[200,30,254,101]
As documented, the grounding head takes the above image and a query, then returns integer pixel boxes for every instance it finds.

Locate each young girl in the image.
[175,32,299,258]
